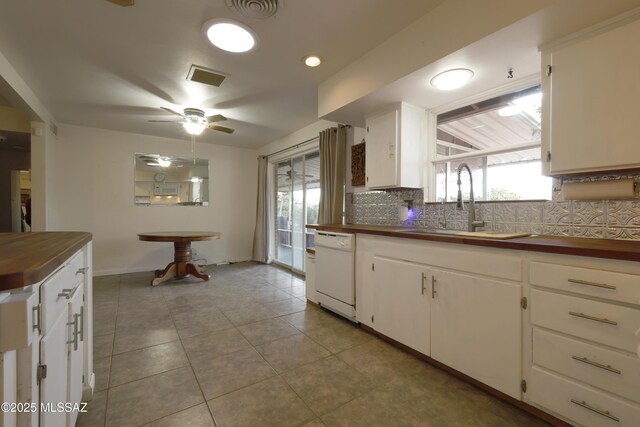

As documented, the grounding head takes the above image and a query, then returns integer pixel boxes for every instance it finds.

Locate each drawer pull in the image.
[76,267,89,275]
[57,285,80,300]
[570,399,620,422]
[568,278,616,290]
[569,311,618,326]
[571,355,621,374]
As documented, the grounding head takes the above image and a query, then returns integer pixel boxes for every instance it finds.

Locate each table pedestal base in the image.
[151,262,208,286]
[150,241,210,286]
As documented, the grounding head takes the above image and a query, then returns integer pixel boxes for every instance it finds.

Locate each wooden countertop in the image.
[0,232,92,291]
[308,224,640,262]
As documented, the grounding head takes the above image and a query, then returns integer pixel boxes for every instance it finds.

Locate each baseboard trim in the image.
[93,258,253,277]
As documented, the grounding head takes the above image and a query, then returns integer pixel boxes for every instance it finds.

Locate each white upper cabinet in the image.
[541,13,640,175]
[365,103,424,188]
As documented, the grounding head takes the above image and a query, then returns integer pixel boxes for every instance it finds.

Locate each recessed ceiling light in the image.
[303,55,321,67]
[430,68,474,90]
[203,19,257,53]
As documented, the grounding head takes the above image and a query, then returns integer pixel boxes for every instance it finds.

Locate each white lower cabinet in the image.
[526,257,640,426]
[67,286,85,427]
[0,241,92,427]
[365,236,523,399]
[430,269,522,399]
[530,367,640,426]
[39,310,69,427]
[372,257,430,355]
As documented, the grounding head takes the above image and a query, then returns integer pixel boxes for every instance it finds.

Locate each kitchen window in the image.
[433,85,552,201]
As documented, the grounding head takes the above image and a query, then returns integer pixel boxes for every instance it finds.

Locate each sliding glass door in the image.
[274,152,320,272]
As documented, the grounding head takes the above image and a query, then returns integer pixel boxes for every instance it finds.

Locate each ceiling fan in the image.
[277,169,315,181]
[150,107,235,135]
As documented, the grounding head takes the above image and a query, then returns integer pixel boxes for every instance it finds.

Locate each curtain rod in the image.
[264,136,319,159]
[263,124,351,159]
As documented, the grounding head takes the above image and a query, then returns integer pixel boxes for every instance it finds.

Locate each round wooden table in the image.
[138,231,221,286]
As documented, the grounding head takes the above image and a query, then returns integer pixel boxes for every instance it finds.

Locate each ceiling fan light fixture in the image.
[203,19,257,53]
[430,68,474,91]
[183,122,206,135]
[303,55,321,67]
[157,158,171,167]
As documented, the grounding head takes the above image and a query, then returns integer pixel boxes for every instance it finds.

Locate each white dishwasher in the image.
[315,231,356,320]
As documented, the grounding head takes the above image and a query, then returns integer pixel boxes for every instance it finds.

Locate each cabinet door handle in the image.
[431,276,437,299]
[32,304,41,333]
[570,399,619,422]
[76,267,89,275]
[58,284,80,300]
[78,306,84,342]
[569,311,618,326]
[421,273,426,295]
[67,313,79,351]
[568,278,616,290]
[571,355,621,374]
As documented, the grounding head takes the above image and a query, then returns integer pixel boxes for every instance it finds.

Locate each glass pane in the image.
[447,157,485,202]
[291,156,305,271]
[304,152,320,248]
[486,149,551,200]
[275,160,292,266]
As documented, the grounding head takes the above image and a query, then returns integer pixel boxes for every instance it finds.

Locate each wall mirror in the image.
[134,153,209,206]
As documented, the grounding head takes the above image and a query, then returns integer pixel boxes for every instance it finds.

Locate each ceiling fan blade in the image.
[207,114,227,122]
[160,107,185,118]
[208,125,235,134]
[148,120,183,123]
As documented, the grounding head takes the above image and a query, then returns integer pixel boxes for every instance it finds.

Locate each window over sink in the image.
[433,85,552,202]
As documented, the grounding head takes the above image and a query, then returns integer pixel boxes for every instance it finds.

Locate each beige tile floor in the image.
[79,262,550,427]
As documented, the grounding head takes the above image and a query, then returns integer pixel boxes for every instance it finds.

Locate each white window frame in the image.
[424,74,542,202]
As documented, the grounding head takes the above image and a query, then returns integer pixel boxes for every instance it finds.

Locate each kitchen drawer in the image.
[40,250,85,334]
[533,329,640,403]
[531,289,640,353]
[530,261,640,305]
[530,366,640,427]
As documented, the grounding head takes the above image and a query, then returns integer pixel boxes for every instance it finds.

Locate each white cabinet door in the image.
[430,269,522,398]
[39,310,68,427]
[373,256,430,355]
[542,17,640,175]
[67,286,84,427]
[366,108,398,188]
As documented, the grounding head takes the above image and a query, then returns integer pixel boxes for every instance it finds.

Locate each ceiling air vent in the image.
[226,0,280,19]
[186,65,228,88]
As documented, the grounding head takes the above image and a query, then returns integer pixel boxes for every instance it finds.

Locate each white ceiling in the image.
[0,0,444,149]
[322,0,640,126]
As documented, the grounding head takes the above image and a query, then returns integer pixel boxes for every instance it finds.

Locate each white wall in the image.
[49,124,258,276]
[258,119,336,157]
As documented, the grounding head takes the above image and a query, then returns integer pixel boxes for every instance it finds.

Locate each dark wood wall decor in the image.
[351,140,366,186]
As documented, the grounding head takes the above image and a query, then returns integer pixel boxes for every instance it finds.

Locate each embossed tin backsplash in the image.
[346,184,640,241]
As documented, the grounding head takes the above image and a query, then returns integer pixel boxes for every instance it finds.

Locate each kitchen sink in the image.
[403,229,461,235]
[403,229,531,240]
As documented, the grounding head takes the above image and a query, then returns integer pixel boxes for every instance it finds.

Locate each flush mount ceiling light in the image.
[303,55,321,67]
[430,68,474,91]
[203,19,257,53]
